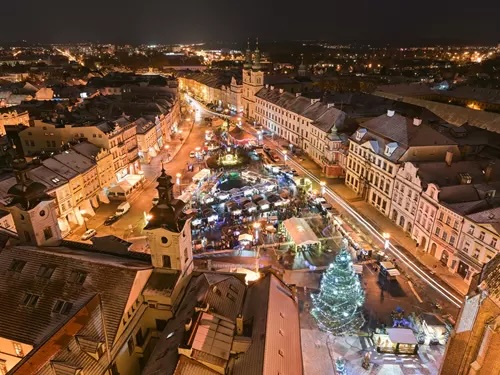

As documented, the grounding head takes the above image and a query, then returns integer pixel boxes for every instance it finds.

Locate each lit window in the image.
[68,270,87,284]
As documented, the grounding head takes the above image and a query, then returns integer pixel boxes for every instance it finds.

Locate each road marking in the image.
[408,281,424,303]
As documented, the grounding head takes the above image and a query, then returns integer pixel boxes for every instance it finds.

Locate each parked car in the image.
[189,151,196,158]
[81,229,97,241]
[115,201,131,216]
[104,215,119,226]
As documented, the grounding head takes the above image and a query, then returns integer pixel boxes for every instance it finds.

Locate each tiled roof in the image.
[256,87,345,133]
[173,354,220,375]
[142,272,247,375]
[0,244,151,346]
[232,273,302,375]
[52,150,95,175]
[71,141,102,160]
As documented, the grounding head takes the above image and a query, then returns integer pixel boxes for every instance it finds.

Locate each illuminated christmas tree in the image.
[311,245,365,335]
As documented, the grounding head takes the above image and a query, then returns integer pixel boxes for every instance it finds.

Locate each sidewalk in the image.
[266,134,469,297]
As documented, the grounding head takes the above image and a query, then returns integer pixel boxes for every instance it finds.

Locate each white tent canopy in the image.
[283,217,319,247]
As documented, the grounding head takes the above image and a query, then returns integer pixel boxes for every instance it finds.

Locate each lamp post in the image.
[283,150,288,165]
[253,222,261,257]
[176,173,182,195]
[383,232,390,250]
[80,209,88,231]
[320,181,326,196]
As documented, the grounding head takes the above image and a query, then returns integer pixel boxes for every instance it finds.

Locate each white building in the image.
[254,86,346,169]
[346,110,460,217]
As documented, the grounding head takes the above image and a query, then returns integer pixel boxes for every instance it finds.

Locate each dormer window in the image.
[385,142,398,157]
[355,128,367,141]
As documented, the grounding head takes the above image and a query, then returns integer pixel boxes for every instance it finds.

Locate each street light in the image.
[80,209,88,231]
[146,214,153,224]
[320,181,326,196]
[383,232,390,250]
[283,150,288,165]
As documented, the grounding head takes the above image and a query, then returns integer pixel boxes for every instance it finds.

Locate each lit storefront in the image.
[375,328,419,355]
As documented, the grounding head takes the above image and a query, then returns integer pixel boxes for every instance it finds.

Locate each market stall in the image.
[283,217,320,249]
[376,328,419,354]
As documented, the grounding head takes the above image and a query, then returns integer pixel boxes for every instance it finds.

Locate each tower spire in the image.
[244,37,252,69]
[252,37,261,71]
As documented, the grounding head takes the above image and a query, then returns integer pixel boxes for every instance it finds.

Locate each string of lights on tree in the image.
[311,245,365,335]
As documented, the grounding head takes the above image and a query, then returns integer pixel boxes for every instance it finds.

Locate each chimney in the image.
[327,103,335,109]
[270,85,275,91]
[445,149,453,167]
[485,161,495,182]
[236,314,244,335]
[279,88,284,94]
[413,117,422,126]
[265,84,269,89]
[311,98,320,105]
[295,92,301,97]
[387,109,395,117]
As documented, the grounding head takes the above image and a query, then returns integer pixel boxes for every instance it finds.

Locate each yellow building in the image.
[0,108,30,137]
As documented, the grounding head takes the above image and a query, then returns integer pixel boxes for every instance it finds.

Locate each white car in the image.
[81,229,97,241]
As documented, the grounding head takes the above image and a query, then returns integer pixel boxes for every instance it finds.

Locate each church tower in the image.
[5,158,61,246]
[242,38,264,121]
[143,167,193,276]
[298,53,307,77]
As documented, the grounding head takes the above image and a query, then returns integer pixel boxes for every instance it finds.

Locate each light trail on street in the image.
[275,149,463,308]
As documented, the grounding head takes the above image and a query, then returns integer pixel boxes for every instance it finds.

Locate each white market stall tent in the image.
[283,217,319,247]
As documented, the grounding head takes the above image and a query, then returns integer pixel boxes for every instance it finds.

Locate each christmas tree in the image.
[311,245,365,335]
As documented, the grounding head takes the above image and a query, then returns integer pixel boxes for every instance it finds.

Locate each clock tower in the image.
[5,158,61,246]
[144,167,193,276]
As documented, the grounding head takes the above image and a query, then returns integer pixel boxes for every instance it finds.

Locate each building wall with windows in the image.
[0,209,15,233]
[456,210,500,283]
[391,162,422,235]
[0,109,29,137]
[413,183,439,252]
[346,138,398,216]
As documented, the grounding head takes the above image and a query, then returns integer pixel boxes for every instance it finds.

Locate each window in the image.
[162,255,171,268]
[43,226,53,240]
[9,259,26,273]
[68,270,87,284]
[227,292,236,303]
[473,249,480,259]
[229,284,239,294]
[442,232,447,241]
[52,300,73,315]
[468,225,475,235]
[491,238,497,248]
[453,221,459,230]
[450,235,456,246]
[156,319,167,331]
[445,216,451,225]
[435,227,441,236]
[278,349,284,357]
[127,337,135,355]
[37,264,56,279]
[479,231,485,241]
[135,328,144,347]
[21,293,40,307]
[13,342,24,357]
[438,212,444,221]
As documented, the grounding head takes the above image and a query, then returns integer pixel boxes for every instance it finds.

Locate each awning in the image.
[283,217,319,247]
[387,328,418,344]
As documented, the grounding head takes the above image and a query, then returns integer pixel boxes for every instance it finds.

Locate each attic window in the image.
[53,300,73,315]
[355,128,367,141]
[68,270,87,285]
[384,142,398,157]
[51,177,61,183]
[21,293,40,307]
[37,264,56,279]
[226,292,236,303]
[229,284,239,294]
[9,259,26,273]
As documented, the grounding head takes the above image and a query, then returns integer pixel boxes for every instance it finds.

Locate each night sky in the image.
[1,0,499,44]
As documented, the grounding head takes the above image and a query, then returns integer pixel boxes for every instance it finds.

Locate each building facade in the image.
[0,109,30,137]
[242,43,264,120]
